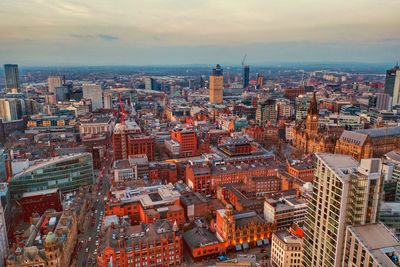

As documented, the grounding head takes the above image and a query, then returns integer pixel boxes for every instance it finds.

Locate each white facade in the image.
[391,69,400,107]
[303,154,383,267]
[164,139,180,156]
[82,84,103,111]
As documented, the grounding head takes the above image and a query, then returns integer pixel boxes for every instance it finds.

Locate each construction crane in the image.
[241,54,247,69]
[118,93,125,124]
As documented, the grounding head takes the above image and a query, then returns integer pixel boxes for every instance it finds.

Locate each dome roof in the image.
[45,232,57,243]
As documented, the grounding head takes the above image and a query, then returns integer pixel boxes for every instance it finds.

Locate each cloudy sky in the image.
[0,0,399,65]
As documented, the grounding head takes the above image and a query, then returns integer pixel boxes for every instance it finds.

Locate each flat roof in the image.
[183,227,221,249]
[315,153,358,181]
[348,223,400,267]
[273,230,303,245]
[22,188,59,198]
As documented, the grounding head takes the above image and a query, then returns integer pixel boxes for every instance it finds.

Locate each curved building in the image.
[10,153,94,199]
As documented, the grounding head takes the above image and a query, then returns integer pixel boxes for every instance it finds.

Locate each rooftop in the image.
[183,227,221,249]
[109,183,181,209]
[274,230,303,245]
[13,153,91,179]
[348,223,400,267]
[315,153,359,181]
[356,126,400,138]
[100,220,176,252]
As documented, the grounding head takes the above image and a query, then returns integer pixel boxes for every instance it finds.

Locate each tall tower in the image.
[209,64,224,104]
[48,75,62,94]
[384,64,400,107]
[305,92,318,135]
[303,154,383,267]
[3,64,20,93]
[243,65,250,88]
[82,83,103,111]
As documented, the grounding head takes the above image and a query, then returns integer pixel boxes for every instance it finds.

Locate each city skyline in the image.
[0,0,399,65]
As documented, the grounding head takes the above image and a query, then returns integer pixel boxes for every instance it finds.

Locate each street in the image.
[76,151,112,267]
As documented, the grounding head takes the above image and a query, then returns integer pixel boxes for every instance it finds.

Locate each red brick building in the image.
[97,221,182,267]
[171,127,198,157]
[217,184,264,213]
[112,121,142,160]
[105,185,185,226]
[127,135,155,161]
[149,162,178,183]
[185,162,278,195]
[286,160,314,183]
[284,87,305,101]
[16,188,62,222]
[180,192,209,220]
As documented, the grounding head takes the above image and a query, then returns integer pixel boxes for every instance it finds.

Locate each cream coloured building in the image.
[344,223,400,267]
[271,230,303,267]
[303,154,383,267]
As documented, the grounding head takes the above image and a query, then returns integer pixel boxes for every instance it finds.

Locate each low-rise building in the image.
[271,229,303,267]
[183,227,226,261]
[7,209,78,267]
[10,153,94,199]
[264,196,307,230]
[215,205,273,250]
[97,220,182,267]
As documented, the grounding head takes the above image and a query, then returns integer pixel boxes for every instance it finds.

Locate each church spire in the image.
[308,91,318,115]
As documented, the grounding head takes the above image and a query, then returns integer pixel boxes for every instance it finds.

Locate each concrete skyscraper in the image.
[303,153,383,267]
[144,77,158,91]
[3,64,20,93]
[209,64,224,104]
[48,75,62,94]
[243,65,250,88]
[256,73,264,89]
[82,84,103,111]
[384,64,400,107]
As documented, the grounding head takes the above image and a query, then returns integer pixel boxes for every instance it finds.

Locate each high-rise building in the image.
[103,91,112,109]
[144,77,158,90]
[209,64,224,104]
[256,73,264,89]
[376,93,392,111]
[82,83,103,111]
[0,98,25,121]
[256,99,277,125]
[243,65,250,88]
[343,223,400,267]
[55,85,70,102]
[3,64,20,93]
[384,64,400,107]
[303,154,383,267]
[48,75,62,94]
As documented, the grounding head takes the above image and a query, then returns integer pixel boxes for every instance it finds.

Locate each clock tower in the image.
[306,92,319,135]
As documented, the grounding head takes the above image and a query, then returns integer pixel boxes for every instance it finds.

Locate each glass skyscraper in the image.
[243,65,250,88]
[3,64,20,93]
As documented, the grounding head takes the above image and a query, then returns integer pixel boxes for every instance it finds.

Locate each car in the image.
[88,237,92,242]
[260,249,266,253]
[95,240,99,246]
[85,247,89,253]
